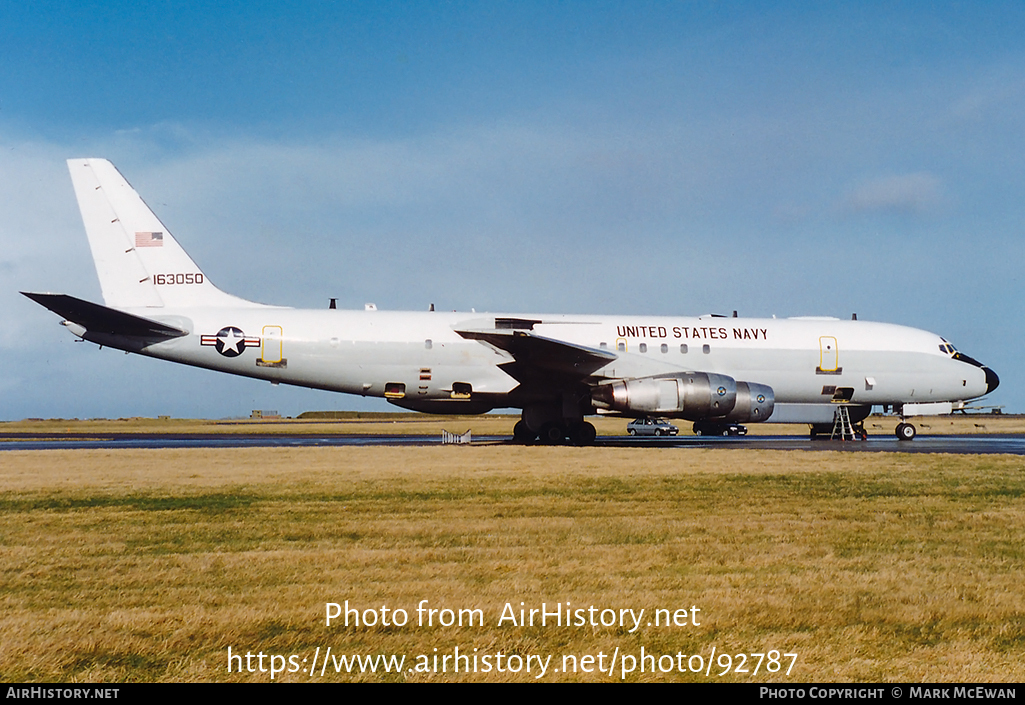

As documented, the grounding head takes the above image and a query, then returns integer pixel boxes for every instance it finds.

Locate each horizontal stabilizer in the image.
[21,292,188,339]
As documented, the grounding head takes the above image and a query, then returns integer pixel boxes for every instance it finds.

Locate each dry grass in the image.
[1,447,1023,682]
[3,413,1024,438]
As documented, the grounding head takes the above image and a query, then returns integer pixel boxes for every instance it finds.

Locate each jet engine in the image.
[722,381,775,422]
[592,373,775,422]
[592,372,739,420]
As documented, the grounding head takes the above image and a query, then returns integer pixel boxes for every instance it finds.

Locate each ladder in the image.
[830,405,856,441]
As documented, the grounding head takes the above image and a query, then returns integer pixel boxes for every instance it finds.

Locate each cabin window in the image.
[639,343,647,353]
[680,344,688,354]
[660,343,668,353]
[702,344,710,354]
[617,342,626,352]
[600,342,607,350]
[425,339,432,349]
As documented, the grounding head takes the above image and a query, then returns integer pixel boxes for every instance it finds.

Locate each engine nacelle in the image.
[592,372,738,420]
[722,381,775,422]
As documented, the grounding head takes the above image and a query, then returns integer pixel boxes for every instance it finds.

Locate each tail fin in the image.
[67,158,261,309]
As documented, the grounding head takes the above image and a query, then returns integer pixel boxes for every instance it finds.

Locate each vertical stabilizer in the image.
[67,158,261,309]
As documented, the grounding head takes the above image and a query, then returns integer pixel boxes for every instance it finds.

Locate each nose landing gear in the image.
[895,422,917,441]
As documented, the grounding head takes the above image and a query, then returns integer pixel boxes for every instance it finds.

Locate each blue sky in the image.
[1,2,1022,419]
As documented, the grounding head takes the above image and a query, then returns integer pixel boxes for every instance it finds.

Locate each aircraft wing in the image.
[21,292,189,339]
[455,327,616,383]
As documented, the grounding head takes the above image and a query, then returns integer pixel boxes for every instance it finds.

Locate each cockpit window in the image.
[938,342,957,355]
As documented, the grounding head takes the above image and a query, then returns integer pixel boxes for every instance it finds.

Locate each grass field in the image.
[3,412,1024,438]
[1,446,1023,682]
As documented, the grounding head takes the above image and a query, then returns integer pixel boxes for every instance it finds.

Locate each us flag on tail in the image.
[135,231,163,247]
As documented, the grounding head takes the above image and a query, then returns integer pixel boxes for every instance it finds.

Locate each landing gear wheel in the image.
[896,422,916,441]
[540,423,566,445]
[569,422,597,446]
[513,420,537,444]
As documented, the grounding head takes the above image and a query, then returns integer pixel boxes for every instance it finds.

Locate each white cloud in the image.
[949,67,1025,124]
[842,172,944,215]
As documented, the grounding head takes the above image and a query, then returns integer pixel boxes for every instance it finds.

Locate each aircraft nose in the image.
[952,351,998,397]
[985,366,1000,394]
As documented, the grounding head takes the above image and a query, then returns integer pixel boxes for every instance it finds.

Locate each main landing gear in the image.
[513,419,597,446]
[895,422,917,441]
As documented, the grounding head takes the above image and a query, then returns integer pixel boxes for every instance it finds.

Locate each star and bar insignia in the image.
[201,326,261,357]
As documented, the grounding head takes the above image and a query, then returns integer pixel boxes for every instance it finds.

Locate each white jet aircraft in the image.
[23,159,998,444]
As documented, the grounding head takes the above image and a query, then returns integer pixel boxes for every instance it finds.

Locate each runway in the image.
[1,431,1023,454]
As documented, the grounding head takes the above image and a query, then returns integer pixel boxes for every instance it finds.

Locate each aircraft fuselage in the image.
[82,307,989,412]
